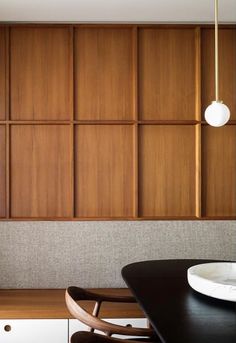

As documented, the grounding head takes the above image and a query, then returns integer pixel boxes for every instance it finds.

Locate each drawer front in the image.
[0,319,68,343]
[69,318,148,340]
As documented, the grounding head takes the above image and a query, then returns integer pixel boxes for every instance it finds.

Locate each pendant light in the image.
[204,0,230,127]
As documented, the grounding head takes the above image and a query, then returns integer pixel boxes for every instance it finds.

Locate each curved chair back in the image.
[65,286,155,337]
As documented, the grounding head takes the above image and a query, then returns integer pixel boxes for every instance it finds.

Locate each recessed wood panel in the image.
[139,28,197,120]
[10,27,72,120]
[0,28,7,120]
[0,24,234,221]
[75,125,134,217]
[74,28,134,120]
[202,126,236,217]
[139,125,196,217]
[0,126,6,217]
[10,125,73,217]
[201,29,236,120]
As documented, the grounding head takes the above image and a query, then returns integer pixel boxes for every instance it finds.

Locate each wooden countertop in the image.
[0,289,143,319]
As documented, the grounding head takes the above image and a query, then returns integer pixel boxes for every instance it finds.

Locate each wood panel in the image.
[75,125,134,217]
[0,24,234,220]
[74,28,134,120]
[10,125,73,217]
[139,28,197,120]
[202,126,236,217]
[0,28,7,120]
[0,289,143,319]
[10,27,72,120]
[0,126,6,217]
[201,29,236,120]
[139,125,196,217]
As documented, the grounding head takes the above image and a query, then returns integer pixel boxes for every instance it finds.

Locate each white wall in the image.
[0,0,235,22]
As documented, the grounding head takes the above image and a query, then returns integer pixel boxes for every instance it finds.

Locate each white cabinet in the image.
[0,318,147,343]
[69,318,148,340]
[0,319,68,343]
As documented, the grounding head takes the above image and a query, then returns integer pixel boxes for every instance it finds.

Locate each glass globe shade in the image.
[204,101,230,127]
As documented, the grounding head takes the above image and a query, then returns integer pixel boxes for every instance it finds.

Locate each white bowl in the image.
[187,262,236,302]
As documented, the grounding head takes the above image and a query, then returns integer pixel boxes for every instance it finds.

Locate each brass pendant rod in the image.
[215,0,219,101]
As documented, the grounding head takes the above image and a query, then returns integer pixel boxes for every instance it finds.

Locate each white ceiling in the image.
[0,0,235,23]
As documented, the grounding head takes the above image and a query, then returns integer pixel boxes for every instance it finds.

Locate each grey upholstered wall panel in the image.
[0,221,235,288]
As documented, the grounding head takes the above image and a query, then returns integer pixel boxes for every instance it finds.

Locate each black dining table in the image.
[122,259,236,343]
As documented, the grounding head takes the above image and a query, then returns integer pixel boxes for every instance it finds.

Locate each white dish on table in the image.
[187,262,236,302]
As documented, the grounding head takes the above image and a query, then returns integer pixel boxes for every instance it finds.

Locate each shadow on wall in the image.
[0,221,235,288]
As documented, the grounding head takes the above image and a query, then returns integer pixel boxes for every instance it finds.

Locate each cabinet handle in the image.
[126,324,132,328]
[4,325,11,332]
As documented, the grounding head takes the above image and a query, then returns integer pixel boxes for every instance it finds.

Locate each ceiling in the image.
[0,0,235,23]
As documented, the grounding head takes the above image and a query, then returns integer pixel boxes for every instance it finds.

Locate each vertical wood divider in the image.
[195,27,201,121]
[195,27,202,218]
[195,124,201,218]
[5,26,10,218]
[70,26,75,218]
[132,26,138,218]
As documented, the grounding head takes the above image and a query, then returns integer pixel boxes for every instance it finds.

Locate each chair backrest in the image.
[65,286,154,337]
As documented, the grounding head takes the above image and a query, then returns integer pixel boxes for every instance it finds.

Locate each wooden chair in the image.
[71,331,158,343]
[65,286,157,339]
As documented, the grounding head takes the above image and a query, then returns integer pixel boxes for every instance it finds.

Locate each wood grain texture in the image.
[75,125,134,217]
[139,28,196,120]
[195,124,201,218]
[201,29,236,120]
[0,289,143,319]
[74,28,134,120]
[202,126,236,217]
[10,27,72,120]
[139,125,196,217]
[0,28,6,119]
[0,24,234,220]
[0,126,6,217]
[10,125,73,217]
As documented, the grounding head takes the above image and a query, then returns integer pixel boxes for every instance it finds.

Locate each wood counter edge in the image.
[0,289,144,319]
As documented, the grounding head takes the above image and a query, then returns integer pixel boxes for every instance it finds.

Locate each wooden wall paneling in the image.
[195,28,202,217]
[10,125,73,218]
[132,26,138,217]
[0,28,7,119]
[10,27,73,120]
[71,123,75,218]
[202,125,236,217]
[139,125,196,217]
[201,28,236,120]
[0,126,6,217]
[0,24,234,220]
[132,26,138,122]
[195,124,201,218]
[6,124,10,218]
[195,27,201,121]
[70,26,75,217]
[133,123,138,218]
[74,27,134,120]
[138,28,197,121]
[70,26,74,122]
[75,124,135,217]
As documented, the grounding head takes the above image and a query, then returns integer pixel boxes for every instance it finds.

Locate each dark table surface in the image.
[122,259,236,343]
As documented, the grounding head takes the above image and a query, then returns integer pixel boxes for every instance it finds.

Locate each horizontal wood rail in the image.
[0,289,144,319]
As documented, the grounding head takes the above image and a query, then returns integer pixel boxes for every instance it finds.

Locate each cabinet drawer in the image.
[0,319,68,343]
[69,318,148,340]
